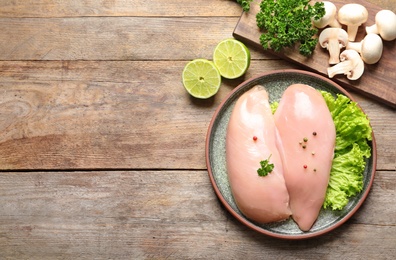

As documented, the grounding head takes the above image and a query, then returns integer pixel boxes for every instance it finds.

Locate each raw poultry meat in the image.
[274,84,336,231]
[226,86,291,223]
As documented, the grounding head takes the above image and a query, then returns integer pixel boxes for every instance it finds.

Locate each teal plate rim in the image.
[205,69,377,240]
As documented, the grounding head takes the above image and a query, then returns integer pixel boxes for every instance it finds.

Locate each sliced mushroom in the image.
[327,50,364,80]
[312,1,341,28]
[338,4,368,41]
[319,28,349,64]
[347,34,383,64]
[366,10,396,41]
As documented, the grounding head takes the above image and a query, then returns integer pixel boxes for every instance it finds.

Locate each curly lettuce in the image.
[321,91,372,210]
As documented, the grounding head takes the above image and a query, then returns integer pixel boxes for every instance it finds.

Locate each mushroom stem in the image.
[329,19,341,28]
[347,25,359,41]
[366,24,379,35]
[328,60,354,78]
[328,39,342,64]
[346,41,361,52]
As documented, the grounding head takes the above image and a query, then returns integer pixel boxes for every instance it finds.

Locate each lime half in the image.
[213,39,250,79]
[182,59,221,99]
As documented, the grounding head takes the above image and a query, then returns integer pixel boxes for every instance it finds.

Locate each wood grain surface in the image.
[0,0,395,259]
[233,0,396,107]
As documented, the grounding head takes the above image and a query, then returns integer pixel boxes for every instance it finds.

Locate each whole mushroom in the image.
[327,50,364,80]
[319,28,349,64]
[338,4,368,41]
[347,34,383,64]
[312,1,341,28]
[366,10,396,41]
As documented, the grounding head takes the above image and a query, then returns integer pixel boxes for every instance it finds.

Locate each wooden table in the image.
[0,0,395,258]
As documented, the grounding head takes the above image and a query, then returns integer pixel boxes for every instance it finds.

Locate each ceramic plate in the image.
[205,69,376,239]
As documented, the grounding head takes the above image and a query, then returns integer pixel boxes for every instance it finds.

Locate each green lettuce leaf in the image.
[321,91,372,210]
[323,143,366,210]
[270,101,279,114]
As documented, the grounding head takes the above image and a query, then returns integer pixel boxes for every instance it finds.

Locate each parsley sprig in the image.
[256,0,325,56]
[236,0,253,12]
[257,155,274,177]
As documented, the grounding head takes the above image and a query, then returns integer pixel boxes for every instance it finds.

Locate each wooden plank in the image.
[0,170,395,259]
[353,94,396,171]
[0,60,395,170]
[0,60,288,170]
[0,0,392,18]
[0,0,243,18]
[0,16,273,61]
[233,0,396,108]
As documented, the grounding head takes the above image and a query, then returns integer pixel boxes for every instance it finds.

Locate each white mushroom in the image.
[327,50,364,80]
[312,1,341,28]
[319,28,349,64]
[338,4,368,41]
[366,10,396,41]
[347,34,383,64]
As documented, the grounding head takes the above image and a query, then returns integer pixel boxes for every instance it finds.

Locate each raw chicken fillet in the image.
[226,86,291,223]
[274,84,336,231]
[226,83,336,231]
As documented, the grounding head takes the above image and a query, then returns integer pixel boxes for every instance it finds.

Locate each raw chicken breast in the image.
[274,84,336,231]
[226,86,291,223]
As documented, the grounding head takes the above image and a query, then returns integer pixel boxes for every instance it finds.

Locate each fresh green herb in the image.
[256,0,325,56]
[236,0,253,12]
[257,155,274,177]
[321,91,372,211]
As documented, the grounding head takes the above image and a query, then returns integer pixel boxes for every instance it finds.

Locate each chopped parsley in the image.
[257,155,274,177]
[236,0,253,12]
[256,0,325,56]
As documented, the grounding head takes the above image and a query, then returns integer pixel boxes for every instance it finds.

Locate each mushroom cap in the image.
[319,28,348,47]
[338,4,368,25]
[360,34,383,64]
[312,1,338,28]
[346,34,383,64]
[374,10,396,41]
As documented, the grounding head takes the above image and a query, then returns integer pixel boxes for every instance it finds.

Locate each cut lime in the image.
[213,39,251,79]
[182,59,221,99]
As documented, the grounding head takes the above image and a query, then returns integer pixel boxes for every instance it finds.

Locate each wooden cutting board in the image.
[233,0,396,108]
